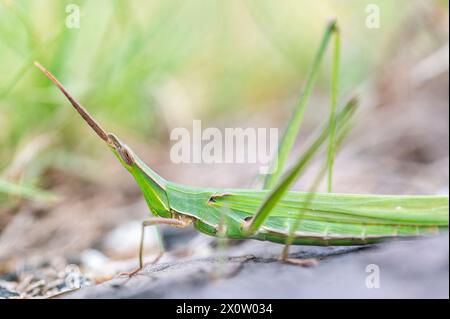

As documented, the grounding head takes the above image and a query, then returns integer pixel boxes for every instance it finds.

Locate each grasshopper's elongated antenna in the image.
[34,61,110,143]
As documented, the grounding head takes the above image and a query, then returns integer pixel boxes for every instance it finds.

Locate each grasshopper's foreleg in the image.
[119,217,189,277]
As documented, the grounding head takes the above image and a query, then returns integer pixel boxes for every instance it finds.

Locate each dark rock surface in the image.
[65,234,449,299]
[0,286,20,298]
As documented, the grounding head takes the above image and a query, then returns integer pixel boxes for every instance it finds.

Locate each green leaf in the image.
[263,20,338,189]
[326,26,341,193]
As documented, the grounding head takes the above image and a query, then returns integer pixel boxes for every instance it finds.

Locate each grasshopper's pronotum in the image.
[34,20,448,276]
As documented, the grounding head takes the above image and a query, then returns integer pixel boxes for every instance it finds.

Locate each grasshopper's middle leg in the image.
[119,217,189,277]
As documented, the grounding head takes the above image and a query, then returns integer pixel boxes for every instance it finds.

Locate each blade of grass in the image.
[245,97,358,234]
[264,19,338,189]
[326,25,340,192]
[0,178,57,203]
[285,100,357,249]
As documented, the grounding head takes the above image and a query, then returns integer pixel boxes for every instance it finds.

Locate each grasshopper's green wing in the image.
[208,189,448,245]
[165,182,448,245]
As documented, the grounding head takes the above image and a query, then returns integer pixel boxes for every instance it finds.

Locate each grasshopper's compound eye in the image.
[107,133,134,165]
[119,145,134,166]
[107,133,121,149]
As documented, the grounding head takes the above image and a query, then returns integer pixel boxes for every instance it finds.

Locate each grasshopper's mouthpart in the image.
[34,61,110,143]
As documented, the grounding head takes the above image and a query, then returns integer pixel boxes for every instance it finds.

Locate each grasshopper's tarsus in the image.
[282,257,320,267]
[118,252,164,278]
[280,245,319,267]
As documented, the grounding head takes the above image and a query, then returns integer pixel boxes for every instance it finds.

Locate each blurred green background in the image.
[0,0,448,199]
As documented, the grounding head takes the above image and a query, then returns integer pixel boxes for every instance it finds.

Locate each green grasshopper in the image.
[34,21,448,275]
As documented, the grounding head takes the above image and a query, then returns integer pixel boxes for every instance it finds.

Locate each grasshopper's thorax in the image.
[107,133,171,218]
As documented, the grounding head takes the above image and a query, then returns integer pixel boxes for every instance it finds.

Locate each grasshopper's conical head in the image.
[33,62,135,166]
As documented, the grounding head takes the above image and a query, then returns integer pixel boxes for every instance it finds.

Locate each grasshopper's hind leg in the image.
[118,217,189,277]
